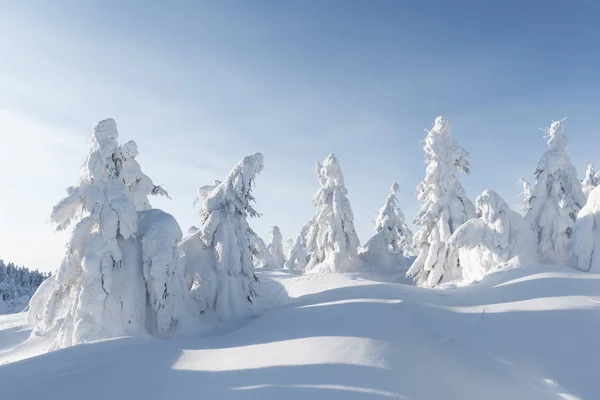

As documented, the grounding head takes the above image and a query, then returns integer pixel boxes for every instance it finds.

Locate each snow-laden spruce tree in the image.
[407,116,476,287]
[284,234,308,271]
[119,140,170,211]
[569,186,600,272]
[31,119,185,348]
[582,164,599,198]
[447,190,538,282]
[267,226,285,268]
[359,183,413,271]
[524,119,586,265]
[184,153,263,320]
[305,154,361,273]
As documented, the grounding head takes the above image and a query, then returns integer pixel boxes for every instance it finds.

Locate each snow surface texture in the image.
[570,185,600,272]
[2,266,600,400]
[407,116,476,287]
[304,154,361,273]
[267,226,286,268]
[183,153,264,320]
[30,119,185,348]
[524,120,586,266]
[360,183,413,274]
[448,190,539,282]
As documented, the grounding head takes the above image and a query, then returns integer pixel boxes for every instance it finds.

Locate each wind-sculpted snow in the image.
[524,119,586,265]
[185,153,264,320]
[581,164,599,198]
[305,154,361,273]
[3,267,600,400]
[448,190,539,282]
[408,116,476,287]
[569,185,600,272]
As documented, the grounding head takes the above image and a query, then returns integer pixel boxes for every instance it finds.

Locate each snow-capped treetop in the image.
[305,153,360,272]
[524,119,586,265]
[582,164,598,198]
[544,119,570,151]
[267,226,285,268]
[194,180,222,208]
[407,116,476,287]
[201,153,264,222]
[374,182,413,255]
[50,118,137,233]
[119,140,170,211]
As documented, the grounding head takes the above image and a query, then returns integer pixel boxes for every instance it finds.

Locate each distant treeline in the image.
[0,259,51,314]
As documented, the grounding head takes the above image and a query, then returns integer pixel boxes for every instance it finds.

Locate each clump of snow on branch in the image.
[359,183,413,272]
[267,226,285,268]
[407,116,476,287]
[581,164,599,198]
[186,153,263,320]
[137,210,187,336]
[304,154,361,273]
[447,190,538,282]
[30,119,185,348]
[284,234,308,271]
[569,186,600,272]
[524,119,586,265]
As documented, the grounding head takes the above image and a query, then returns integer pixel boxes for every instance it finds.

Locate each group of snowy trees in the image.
[27,114,600,348]
[0,260,49,314]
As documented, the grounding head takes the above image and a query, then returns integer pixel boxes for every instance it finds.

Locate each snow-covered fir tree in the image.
[305,154,361,273]
[569,186,600,272]
[359,183,413,272]
[31,119,185,348]
[407,116,476,287]
[267,226,285,268]
[524,119,586,265]
[447,190,538,282]
[185,153,264,320]
[581,164,599,198]
[284,234,308,271]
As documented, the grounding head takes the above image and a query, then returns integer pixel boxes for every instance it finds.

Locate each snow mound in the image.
[2,266,600,400]
[570,185,600,272]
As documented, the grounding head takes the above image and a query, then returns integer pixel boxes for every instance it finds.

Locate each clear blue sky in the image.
[1,1,599,272]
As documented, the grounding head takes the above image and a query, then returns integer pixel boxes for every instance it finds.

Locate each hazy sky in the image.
[1,1,599,273]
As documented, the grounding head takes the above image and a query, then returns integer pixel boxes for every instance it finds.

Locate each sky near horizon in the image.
[1,1,599,273]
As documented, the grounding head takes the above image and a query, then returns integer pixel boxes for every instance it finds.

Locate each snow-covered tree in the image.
[524,119,586,265]
[581,164,598,198]
[359,183,413,272]
[569,186,600,272]
[305,154,361,273]
[284,234,308,271]
[267,226,285,268]
[31,119,185,348]
[119,140,170,211]
[185,153,264,320]
[407,116,476,287]
[251,234,276,269]
[447,190,538,282]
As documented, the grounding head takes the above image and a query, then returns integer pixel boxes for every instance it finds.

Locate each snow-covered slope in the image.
[1,267,599,400]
